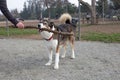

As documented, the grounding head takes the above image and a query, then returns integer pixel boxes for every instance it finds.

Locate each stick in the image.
[39,28,74,36]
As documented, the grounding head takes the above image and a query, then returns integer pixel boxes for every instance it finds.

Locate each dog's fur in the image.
[38,13,77,69]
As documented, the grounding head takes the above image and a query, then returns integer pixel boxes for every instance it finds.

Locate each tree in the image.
[110,0,120,10]
[20,2,30,19]
[11,9,19,18]
[91,0,96,24]
[67,4,78,14]
[79,0,97,24]
[96,0,108,16]
[20,0,78,19]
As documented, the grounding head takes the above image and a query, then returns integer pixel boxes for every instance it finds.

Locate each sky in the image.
[6,0,91,12]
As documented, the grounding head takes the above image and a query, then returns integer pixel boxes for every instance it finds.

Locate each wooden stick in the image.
[39,28,74,36]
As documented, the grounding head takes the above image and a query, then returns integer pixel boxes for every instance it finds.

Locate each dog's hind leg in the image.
[70,37,75,59]
[45,48,53,66]
[71,42,75,59]
[61,44,66,58]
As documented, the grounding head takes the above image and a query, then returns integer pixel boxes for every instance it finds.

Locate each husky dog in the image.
[38,13,77,69]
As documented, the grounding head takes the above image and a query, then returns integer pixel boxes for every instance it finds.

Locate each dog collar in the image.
[45,34,53,41]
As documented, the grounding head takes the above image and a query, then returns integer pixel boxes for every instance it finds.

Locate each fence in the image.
[0,18,120,39]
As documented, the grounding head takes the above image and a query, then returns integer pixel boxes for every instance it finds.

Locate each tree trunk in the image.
[91,0,96,24]
[79,0,96,24]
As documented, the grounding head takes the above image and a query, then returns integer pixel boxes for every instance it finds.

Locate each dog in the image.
[38,13,77,69]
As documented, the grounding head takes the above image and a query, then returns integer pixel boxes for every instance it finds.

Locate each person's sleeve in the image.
[0,0,18,26]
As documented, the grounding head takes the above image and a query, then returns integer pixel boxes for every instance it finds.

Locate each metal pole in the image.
[6,19,9,37]
[66,2,68,12]
[39,1,43,19]
[102,1,104,23]
[40,9,42,19]
[78,1,81,40]
[64,0,68,12]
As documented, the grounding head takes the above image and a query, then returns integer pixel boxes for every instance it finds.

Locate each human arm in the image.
[0,0,24,28]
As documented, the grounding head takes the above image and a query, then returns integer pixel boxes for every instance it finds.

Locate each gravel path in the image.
[0,39,120,80]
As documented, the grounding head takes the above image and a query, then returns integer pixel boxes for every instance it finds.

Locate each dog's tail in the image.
[59,13,72,24]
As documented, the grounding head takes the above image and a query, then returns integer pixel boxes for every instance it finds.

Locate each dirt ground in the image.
[0,39,120,80]
[81,24,120,34]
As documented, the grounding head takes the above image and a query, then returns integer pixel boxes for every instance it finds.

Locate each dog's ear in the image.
[39,18,43,22]
[49,22,55,29]
[43,18,50,22]
[72,19,78,25]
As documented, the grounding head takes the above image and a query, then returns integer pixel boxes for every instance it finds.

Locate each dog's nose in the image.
[38,24,41,28]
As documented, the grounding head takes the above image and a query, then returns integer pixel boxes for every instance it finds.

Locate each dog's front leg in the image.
[54,45,60,69]
[45,48,53,66]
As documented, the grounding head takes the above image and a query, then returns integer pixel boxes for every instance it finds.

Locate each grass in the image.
[0,27,38,36]
[81,32,120,43]
[0,27,120,43]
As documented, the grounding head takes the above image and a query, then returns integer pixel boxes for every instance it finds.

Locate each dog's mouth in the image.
[38,27,48,33]
[38,25,44,33]
[38,28,43,32]
[38,26,50,33]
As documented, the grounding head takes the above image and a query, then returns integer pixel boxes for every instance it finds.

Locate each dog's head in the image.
[38,19,55,40]
[71,18,78,27]
[38,19,55,32]
[38,20,49,29]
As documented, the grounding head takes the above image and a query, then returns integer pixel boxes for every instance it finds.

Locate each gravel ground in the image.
[0,38,120,80]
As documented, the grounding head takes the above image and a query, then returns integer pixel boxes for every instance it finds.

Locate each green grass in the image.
[1,27,120,43]
[81,32,120,43]
[0,27,38,36]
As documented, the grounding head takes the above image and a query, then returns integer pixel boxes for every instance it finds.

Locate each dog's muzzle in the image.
[38,24,42,32]
[38,24,41,29]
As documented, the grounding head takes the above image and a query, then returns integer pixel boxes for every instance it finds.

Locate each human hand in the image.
[16,22,24,29]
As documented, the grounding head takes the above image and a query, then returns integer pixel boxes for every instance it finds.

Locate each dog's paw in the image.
[71,56,75,59]
[54,65,59,69]
[61,55,65,58]
[45,61,52,66]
